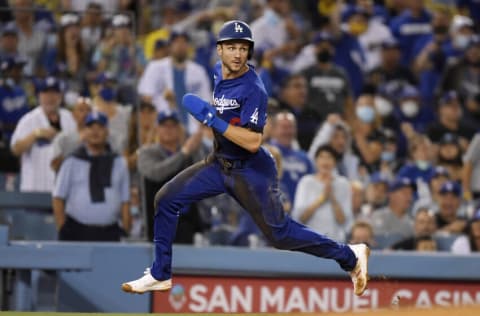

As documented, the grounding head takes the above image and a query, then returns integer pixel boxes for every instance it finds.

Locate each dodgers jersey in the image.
[212,61,268,160]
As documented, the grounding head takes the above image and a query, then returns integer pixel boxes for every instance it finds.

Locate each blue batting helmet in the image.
[216,20,254,58]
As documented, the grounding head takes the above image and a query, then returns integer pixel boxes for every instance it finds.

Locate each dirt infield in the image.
[316,305,480,316]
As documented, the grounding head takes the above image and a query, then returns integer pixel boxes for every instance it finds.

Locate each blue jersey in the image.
[212,62,268,160]
[0,82,29,142]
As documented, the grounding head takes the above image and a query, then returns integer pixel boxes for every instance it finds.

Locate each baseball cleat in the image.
[348,243,370,296]
[122,268,172,294]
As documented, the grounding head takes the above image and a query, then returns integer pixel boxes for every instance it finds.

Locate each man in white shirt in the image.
[137,31,210,134]
[10,76,76,192]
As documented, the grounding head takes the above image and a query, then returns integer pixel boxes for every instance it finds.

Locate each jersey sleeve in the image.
[240,86,267,133]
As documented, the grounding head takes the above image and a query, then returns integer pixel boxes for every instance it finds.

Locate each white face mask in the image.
[375,96,393,117]
[401,101,419,118]
[453,34,471,50]
[356,105,376,123]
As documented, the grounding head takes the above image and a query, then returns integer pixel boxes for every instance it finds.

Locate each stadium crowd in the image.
[1,0,480,253]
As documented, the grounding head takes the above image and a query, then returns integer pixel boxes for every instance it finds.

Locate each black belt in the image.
[216,156,246,170]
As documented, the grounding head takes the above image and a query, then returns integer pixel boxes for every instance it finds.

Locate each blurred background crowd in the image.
[1,0,480,254]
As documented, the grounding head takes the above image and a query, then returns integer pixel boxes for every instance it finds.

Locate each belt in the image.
[216,156,246,170]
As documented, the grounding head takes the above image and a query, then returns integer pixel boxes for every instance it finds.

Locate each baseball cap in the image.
[439,181,461,196]
[370,172,389,185]
[60,13,80,27]
[93,72,116,84]
[157,111,180,124]
[38,76,62,93]
[438,90,459,106]
[154,39,168,49]
[169,30,190,43]
[1,24,18,36]
[341,5,369,22]
[85,111,108,126]
[111,14,131,28]
[429,166,450,181]
[381,38,400,49]
[388,177,415,192]
[439,133,459,145]
[399,85,420,99]
[0,56,27,71]
[450,15,474,34]
[312,31,334,45]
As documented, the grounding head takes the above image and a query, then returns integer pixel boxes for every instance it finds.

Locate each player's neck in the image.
[222,63,249,80]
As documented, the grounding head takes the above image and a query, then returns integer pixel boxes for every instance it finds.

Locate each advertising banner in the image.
[153,276,480,313]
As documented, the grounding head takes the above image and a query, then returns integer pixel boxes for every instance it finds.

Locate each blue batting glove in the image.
[182,94,228,134]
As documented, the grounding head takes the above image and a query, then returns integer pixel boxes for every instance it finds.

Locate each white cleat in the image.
[121,268,172,294]
[348,243,370,296]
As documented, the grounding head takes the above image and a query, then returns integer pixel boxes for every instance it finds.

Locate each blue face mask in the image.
[356,106,376,123]
[381,151,395,162]
[99,87,115,102]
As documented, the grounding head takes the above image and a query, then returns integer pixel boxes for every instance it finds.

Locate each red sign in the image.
[153,276,480,313]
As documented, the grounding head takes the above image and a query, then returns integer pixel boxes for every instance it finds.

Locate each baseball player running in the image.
[122,20,370,296]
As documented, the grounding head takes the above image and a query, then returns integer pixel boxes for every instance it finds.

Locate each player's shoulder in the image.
[245,66,268,97]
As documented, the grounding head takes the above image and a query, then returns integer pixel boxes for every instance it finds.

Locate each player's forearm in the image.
[11,132,37,156]
[52,197,66,230]
[223,125,262,153]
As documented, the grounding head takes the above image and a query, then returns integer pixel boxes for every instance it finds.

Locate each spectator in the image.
[250,0,301,70]
[138,31,210,134]
[292,145,353,242]
[391,208,437,250]
[451,209,480,254]
[0,24,20,59]
[342,5,394,71]
[269,111,314,205]
[308,114,360,180]
[44,13,89,107]
[301,32,353,123]
[435,180,467,234]
[413,166,450,213]
[437,133,463,181]
[92,13,146,104]
[426,91,476,149]
[350,93,383,174]
[52,111,131,241]
[349,220,376,248]
[462,133,480,202]
[397,135,435,187]
[80,2,104,56]
[412,8,456,105]
[351,180,365,218]
[8,0,47,75]
[277,73,320,150]
[50,97,92,172]
[438,36,480,103]
[371,177,415,238]
[389,0,432,66]
[91,72,131,155]
[0,56,28,173]
[137,111,207,242]
[360,172,389,218]
[10,76,76,192]
[367,38,416,94]
[378,127,402,176]
[394,85,434,135]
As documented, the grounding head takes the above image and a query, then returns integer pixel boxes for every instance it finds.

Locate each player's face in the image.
[217,41,250,74]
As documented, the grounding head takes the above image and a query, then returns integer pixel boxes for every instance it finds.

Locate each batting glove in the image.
[182,93,228,134]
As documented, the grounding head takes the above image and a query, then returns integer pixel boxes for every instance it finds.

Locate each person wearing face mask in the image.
[436,133,464,181]
[301,31,354,123]
[341,5,394,71]
[91,72,132,155]
[396,85,434,133]
[351,93,384,174]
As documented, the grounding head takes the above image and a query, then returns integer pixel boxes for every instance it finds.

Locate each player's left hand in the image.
[182,94,228,133]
